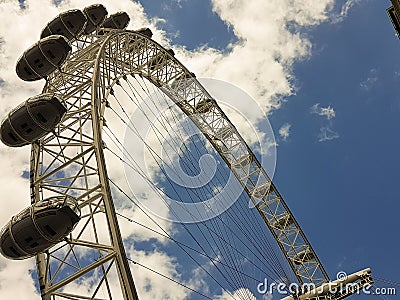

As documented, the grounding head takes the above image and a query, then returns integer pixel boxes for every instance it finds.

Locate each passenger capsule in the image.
[272,214,294,230]
[41,9,87,41]
[0,196,80,260]
[195,98,213,114]
[252,182,271,198]
[101,11,130,30]
[148,48,175,71]
[136,27,153,38]
[83,4,108,34]
[124,28,153,53]
[170,72,195,90]
[16,35,71,81]
[293,249,316,265]
[0,94,66,147]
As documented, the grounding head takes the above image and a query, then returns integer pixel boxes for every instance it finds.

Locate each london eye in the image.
[0,3,389,300]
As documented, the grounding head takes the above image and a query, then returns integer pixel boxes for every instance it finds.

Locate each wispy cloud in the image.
[163,0,186,11]
[310,103,338,142]
[279,123,291,141]
[330,0,363,24]
[318,126,339,142]
[360,68,378,91]
[310,103,336,120]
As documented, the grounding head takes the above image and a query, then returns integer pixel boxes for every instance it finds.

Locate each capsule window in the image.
[8,132,18,142]
[23,67,33,76]
[33,58,44,69]
[46,50,56,60]
[21,123,33,133]
[44,225,57,236]
[36,113,48,124]
[30,242,39,248]
[91,14,97,21]
[66,21,74,29]
[9,246,21,257]
[25,236,33,243]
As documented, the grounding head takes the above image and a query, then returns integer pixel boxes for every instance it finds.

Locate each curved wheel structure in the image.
[29,24,372,300]
[30,32,142,299]
[95,31,328,284]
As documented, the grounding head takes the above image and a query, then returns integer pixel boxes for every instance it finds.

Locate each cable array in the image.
[101,74,295,299]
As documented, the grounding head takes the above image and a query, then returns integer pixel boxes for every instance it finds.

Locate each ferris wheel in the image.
[0,4,373,300]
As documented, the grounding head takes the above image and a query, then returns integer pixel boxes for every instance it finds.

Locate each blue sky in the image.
[137,0,236,50]
[136,0,400,297]
[0,0,399,299]
[270,0,400,279]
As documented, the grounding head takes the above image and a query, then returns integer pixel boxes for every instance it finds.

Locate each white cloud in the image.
[318,126,340,142]
[128,248,190,300]
[310,103,336,120]
[0,258,38,298]
[180,0,336,115]
[279,123,291,141]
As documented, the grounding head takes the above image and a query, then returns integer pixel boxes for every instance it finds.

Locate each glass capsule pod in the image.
[0,196,81,260]
[16,35,71,81]
[124,28,153,53]
[136,27,153,38]
[0,94,66,147]
[41,9,87,41]
[148,48,175,71]
[100,11,130,30]
[83,4,108,34]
